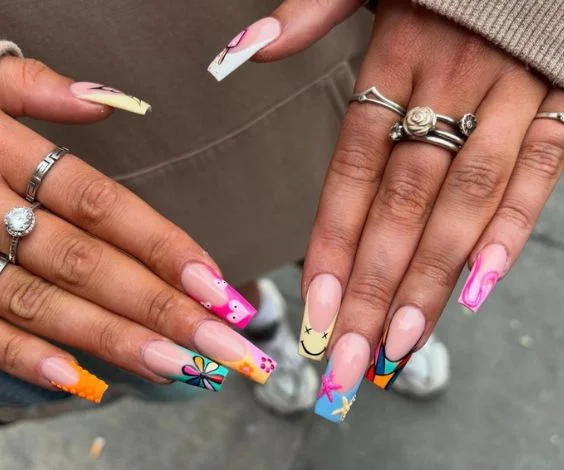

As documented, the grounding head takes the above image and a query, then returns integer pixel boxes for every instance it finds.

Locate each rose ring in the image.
[4,202,41,264]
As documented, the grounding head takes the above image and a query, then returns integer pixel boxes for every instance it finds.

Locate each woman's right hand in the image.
[0,56,276,402]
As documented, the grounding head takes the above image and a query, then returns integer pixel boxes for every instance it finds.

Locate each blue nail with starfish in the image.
[314,332,370,423]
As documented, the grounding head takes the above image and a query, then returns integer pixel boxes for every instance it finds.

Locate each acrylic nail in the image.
[143,341,228,392]
[458,243,507,313]
[298,274,342,361]
[70,82,151,115]
[366,306,426,390]
[207,17,281,81]
[314,332,370,423]
[181,263,257,329]
[194,321,276,384]
[40,357,108,404]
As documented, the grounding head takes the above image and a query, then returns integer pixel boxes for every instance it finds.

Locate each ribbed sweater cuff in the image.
[0,40,22,59]
[412,0,564,87]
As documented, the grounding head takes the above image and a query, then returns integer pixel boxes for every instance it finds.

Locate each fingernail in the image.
[207,17,281,81]
[366,306,426,390]
[143,341,228,392]
[70,82,152,115]
[298,274,342,361]
[314,332,370,423]
[194,321,276,384]
[181,263,257,329]
[458,244,507,313]
[40,357,108,404]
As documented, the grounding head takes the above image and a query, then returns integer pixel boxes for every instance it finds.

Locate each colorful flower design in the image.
[182,355,225,392]
[260,357,276,373]
[238,362,255,377]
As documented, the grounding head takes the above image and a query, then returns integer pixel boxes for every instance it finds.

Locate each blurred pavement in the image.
[1,181,563,470]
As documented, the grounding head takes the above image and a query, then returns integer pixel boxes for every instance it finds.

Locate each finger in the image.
[0,112,257,328]
[0,318,108,403]
[458,89,564,312]
[207,0,362,81]
[0,262,231,392]
[0,56,112,122]
[298,23,413,362]
[0,188,275,384]
[370,71,547,391]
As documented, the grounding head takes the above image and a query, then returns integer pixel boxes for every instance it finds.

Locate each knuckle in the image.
[144,289,180,332]
[377,172,432,223]
[8,275,57,321]
[447,158,505,204]
[330,143,381,185]
[72,176,119,229]
[315,223,358,256]
[0,334,27,371]
[347,272,393,310]
[411,250,457,289]
[518,139,563,180]
[143,229,180,273]
[52,234,103,287]
[96,318,124,358]
[496,199,534,231]
[20,59,49,89]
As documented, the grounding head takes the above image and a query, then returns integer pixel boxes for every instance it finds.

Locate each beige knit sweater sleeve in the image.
[412,0,564,87]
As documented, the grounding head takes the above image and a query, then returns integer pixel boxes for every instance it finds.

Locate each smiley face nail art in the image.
[70,82,151,115]
[298,274,342,361]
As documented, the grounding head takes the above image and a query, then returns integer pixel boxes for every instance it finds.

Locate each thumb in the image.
[0,57,151,122]
[207,0,362,81]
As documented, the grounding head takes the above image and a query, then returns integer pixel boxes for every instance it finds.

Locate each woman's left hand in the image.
[210,0,562,422]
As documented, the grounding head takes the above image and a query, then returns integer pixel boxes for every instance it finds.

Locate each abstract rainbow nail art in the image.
[41,358,108,404]
[194,321,276,384]
[314,333,369,423]
[458,244,507,313]
[207,17,281,81]
[143,341,228,392]
[181,263,257,329]
[366,306,426,390]
[70,82,151,115]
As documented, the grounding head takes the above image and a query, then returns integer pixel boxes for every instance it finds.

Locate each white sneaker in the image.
[248,279,319,415]
[391,334,450,398]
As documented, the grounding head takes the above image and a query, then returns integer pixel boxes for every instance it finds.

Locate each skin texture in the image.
[0,56,269,393]
[249,0,563,416]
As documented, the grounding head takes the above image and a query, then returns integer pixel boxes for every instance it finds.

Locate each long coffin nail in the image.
[366,306,426,390]
[458,244,507,313]
[194,321,276,384]
[207,17,281,81]
[70,82,151,115]
[40,357,108,404]
[298,274,342,361]
[181,263,257,329]
[314,333,370,423]
[144,341,228,392]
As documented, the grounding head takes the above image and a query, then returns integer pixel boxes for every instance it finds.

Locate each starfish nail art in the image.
[317,371,342,403]
[331,395,356,422]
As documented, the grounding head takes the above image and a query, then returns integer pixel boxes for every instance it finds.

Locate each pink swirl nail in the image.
[458,244,507,313]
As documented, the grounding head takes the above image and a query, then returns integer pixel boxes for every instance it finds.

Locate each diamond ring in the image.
[4,202,41,264]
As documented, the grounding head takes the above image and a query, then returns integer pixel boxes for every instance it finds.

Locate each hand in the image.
[0,57,276,402]
[215,0,561,422]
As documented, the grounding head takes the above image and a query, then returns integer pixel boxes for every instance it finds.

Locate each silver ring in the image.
[350,87,406,117]
[25,146,69,203]
[4,202,41,264]
[535,112,564,123]
[0,253,9,275]
[390,123,461,153]
[402,106,477,140]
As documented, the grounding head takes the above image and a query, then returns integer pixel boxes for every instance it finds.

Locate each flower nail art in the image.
[458,244,507,313]
[70,82,151,115]
[182,264,257,329]
[143,341,228,392]
[208,17,281,81]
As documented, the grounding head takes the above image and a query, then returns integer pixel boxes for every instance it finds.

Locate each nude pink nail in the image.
[194,321,276,384]
[181,263,257,328]
[458,244,507,313]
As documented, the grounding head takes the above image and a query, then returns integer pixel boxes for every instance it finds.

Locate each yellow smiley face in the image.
[298,304,336,361]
